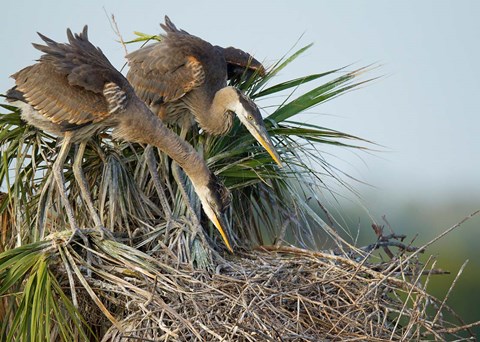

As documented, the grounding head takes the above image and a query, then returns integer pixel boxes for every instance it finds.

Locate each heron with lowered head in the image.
[126,16,282,167]
[6,26,233,252]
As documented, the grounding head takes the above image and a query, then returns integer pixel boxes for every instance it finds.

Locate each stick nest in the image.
[45,233,476,341]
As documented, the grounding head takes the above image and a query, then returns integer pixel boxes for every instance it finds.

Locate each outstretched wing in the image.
[222,46,266,80]
[161,15,265,80]
[34,26,129,94]
[12,26,130,126]
[162,15,265,81]
[126,15,264,108]
[12,63,109,126]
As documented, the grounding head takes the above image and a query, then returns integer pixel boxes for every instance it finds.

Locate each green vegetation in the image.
[1,33,477,340]
[0,42,374,339]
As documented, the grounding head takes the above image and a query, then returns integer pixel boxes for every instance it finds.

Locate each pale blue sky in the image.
[2,1,480,206]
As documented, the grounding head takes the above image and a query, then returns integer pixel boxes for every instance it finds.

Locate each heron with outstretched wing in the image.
[126,16,282,167]
[6,26,233,252]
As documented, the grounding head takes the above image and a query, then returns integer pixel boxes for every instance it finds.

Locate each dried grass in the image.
[42,224,478,342]
[2,186,479,340]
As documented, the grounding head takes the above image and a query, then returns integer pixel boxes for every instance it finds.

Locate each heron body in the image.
[6,27,233,252]
[126,16,282,166]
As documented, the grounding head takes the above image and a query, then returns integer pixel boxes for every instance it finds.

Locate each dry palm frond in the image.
[2,226,478,341]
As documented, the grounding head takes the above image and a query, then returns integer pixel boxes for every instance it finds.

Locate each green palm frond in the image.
[125,31,162,44]
[0,40,374,337]
[184,45,376,249]
[0,239,93,341]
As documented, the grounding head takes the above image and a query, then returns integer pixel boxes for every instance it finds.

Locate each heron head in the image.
[196,174,233,253]
[229,89,283,167]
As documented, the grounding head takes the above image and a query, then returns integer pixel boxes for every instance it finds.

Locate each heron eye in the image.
[247,115,253,121]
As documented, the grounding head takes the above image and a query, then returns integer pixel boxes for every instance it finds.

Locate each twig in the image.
[402,209,480,264]
[198,322,226,341]
[360,240,423,254]
[368,223,422,258]
[432,320,480,335]
[144,275,158,306]
[104,9,128,56]
[431,210,478,250]
[432,259,469,326]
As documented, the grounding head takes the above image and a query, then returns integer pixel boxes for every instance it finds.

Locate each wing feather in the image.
[13,63,109,125]
[127,16,263,109]
[11,26,133,127]
[126,40,205,105]
[34,26,128,94]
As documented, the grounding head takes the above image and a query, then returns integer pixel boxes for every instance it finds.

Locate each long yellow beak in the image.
[212,214,233,253]
[253,127,283,167]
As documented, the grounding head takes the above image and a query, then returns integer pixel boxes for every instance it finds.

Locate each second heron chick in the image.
[6,26,234,252]
[126,16,282,167]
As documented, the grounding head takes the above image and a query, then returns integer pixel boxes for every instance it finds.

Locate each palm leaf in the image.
[0,240,92,341]
[0,38,374,337]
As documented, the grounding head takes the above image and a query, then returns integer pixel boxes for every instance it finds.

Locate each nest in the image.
[39,231,476,342]
[2,187,479,341]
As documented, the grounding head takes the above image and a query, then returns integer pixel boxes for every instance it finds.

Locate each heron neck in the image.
[188,88,234,136]
[114,101,211,188]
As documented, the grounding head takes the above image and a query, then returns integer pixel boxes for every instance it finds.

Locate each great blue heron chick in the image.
[126,16,282,167]
[6,26,233,252]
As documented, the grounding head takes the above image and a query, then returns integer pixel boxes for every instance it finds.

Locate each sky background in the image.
[2,1,479,209]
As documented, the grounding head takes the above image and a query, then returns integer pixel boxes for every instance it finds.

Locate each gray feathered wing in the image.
[11,26,131,126]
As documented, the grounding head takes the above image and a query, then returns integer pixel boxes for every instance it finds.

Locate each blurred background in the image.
[2,0,479,335]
